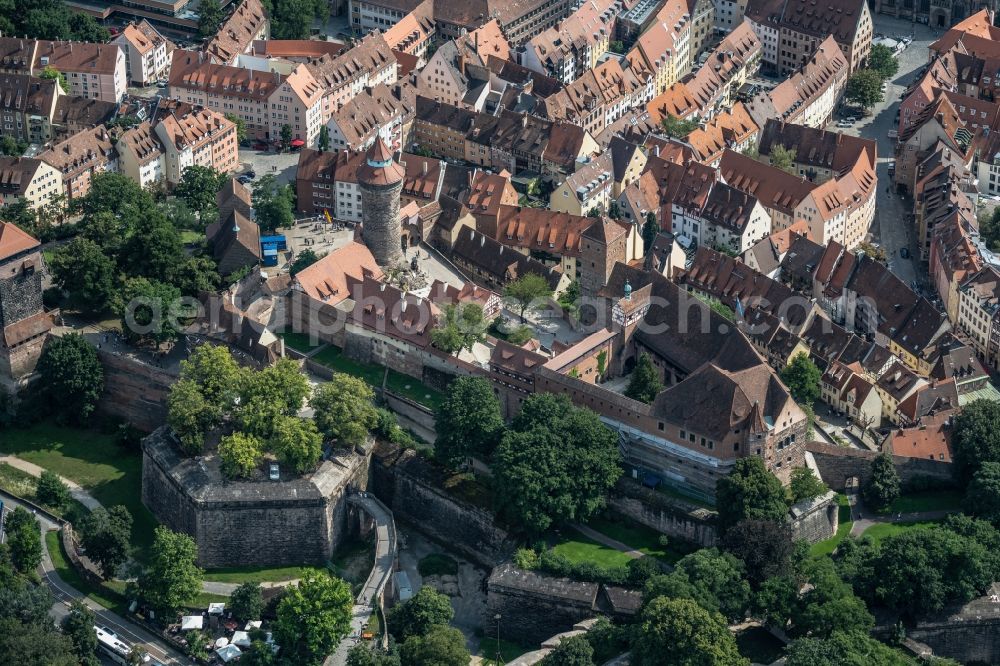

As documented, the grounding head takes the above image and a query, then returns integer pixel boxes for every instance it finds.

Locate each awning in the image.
[180,615,203,630]
[232,631,251,647]
[208,602,226,615]
[216,644,242,663]
[290,139,305,147]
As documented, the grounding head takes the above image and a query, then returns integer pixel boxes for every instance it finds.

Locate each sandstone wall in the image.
[905,619,1000,664]
[806,442,956,490]
[486,581,597,646]
[788,491,838,544]
[98,350,175,431]
[371,443,517,568]
[607,479,717,547]
[142,429,370,568]
[383,391,437,437]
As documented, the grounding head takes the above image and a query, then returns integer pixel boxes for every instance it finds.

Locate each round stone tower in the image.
[357,137,405,268]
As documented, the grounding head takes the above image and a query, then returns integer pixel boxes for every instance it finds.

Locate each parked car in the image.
[900,247,910,258]
[836,120,853,128]
[269,463,280,481]
[237,175,252,184]
[887,129,898,139]
[244,170,256,179]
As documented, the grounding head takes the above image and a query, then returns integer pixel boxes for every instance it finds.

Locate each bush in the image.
[36,471,71,510]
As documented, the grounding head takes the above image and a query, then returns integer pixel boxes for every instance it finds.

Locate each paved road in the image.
[844,490,959,537]
[0,492,191,665]
[831,15,942,291]
[327,494,397,666]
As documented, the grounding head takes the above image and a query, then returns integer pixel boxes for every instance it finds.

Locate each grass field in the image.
[585,516,689,564]
[418,553,458,577]
[4,424,159,558]
[810,494,854,557]
[202,564,326,584]
[860,519,943,544]
[312,345,444,409]
[550,532,634,569]
[276,330,324,353]
[0,462,91,521]
[478,637,529,665]
[878,489,963,515]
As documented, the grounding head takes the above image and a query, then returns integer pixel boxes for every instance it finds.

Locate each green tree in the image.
[198,0,225,38]
[0,617,79,666]
[644,549,751,622]
[39,64,68,92]
[4,508,42,574]
[270,416,324,474]
[61,600,100,666]
[174,255,221,297]
[119,212,186,284]
[789,466,828,503]
[290,248,321,276]
[846,69,884,112]
[252,175,296,232]
[624,353,663,403]
[35,470,70,510]
[118,277,183,346]
[311,373,378,446]
[399,625,469,666]
[768,144,798,174]
[792,558,873,638]
[952,399,1000,481]
[138,527,203,616]
[434,376,504,469]
[226,113,247,143]
[0,198,34,228]
[965,461,1000,526]
[179,344,242,412]
[660,113,699,139]
[785,631,916,666]
[69,13,109,42]
[236,358,311,437]
[80,505,133,580]
[49,237,118,313]
[715,457,788,533]
[318,125,331,152]
[541,635,594,665]
[633,596,748,666]
[493,393,621,533]
[431,303,487,355]
[642,212,659,253]
[167,378,214,455]
[37,333,104,423]
[274,571,354,666]
[867,44,899,81]
[0,135,26,156]
[175,165,224,221]
[219,432,264,479]
[721,519,793,587]
[229,582,265,622]
[503,273,554,322]
[780,353,821,406]
[861,453,900,512]
[387,586,454,640]
[280,124,293,149]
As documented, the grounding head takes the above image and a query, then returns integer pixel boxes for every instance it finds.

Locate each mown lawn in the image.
[809,494,853,557]
[478,637,530,665]
[860,519,943,544]
[311,345,444,409]
[277,330,324,353]
[202,564,326,584]
[4,424,159,559]
[550,532,634,569]
[877,489,963,515]
[0,462,91,521]
[585,515,689,564]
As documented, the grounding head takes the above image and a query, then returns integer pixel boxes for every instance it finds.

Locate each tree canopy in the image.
[540,635,595,666]
[721,519,794,587]
[845,69,884,111]
[952,399,1000,481]
[965,461,1000,526]
[768,144,798,174]
[715,457,788,533]
[274,571,354,666]
[219,432,264,479]
[660,114,699,140]
[493,393,621,534]
[197,0,224,37]
[433,376,504,469]
[645,548,751,622]
[175,166,225,221]
[861,454,900,512]
[49,237,118,312]
[252,175,296,232]
[503,273,554,322]
[780,353,821,406]
[290,249,322,276]
[35,470,70,510]
[271,416,324,474]
[789,466,828,504]
[138,527,203,616]
[311,373,379,446]
[624,353,663,403]
[79,505,133,579]
[229,582,265,623]
[61,600,100,666]
[632,596,748,666]
[37,333,104,423]
[387,586,454,640]
[399,625,470,666]
[431,303,487,356]
[3,508,42,575]
[867,44,899,81]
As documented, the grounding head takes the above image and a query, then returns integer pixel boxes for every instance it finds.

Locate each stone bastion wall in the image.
[142,427,371,568]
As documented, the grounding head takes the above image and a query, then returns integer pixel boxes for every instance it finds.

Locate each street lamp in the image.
[494,613,502,665]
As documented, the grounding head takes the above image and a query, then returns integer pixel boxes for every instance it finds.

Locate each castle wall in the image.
[788,490,838,544]
[97,350,175,431]
[607,478,718,547]
[806,442,956,490]
[371,443,517,568]
[142,428,370,568]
